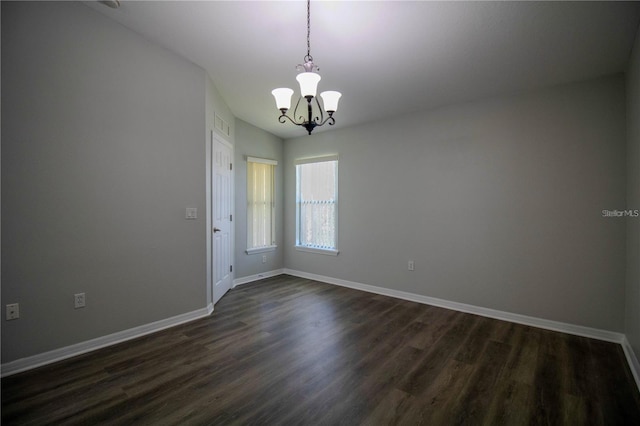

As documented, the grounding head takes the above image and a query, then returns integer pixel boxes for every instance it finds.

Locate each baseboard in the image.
[4,270,637,392]
[0,303,214,378]
[283,269,625,344]
[233,268,285,287]
[623,336,640,391]
[285,269,640,390]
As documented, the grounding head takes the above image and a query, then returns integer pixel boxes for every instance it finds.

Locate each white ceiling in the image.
[85,1,640,139]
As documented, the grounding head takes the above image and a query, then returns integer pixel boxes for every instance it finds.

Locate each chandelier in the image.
[271,0,342,135]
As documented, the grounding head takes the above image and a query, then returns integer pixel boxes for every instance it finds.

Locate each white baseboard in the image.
[623,336,640,391]
[5,269,639,393]
[0,303,214,378]
[283,269,625,344]
[233,268,285,287]
[285,270,640,390]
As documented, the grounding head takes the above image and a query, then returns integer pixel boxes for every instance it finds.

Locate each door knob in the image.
[213,227,221,233]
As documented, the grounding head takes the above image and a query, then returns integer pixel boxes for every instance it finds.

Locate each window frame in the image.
[295,155,339,256]
[246,156,277,255]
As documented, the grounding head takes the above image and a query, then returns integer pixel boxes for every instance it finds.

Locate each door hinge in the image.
[230,214,233,221]
[230,163,233,171]
[230,265,233,272]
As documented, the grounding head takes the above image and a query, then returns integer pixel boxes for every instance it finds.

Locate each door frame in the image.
[206,128,234,310]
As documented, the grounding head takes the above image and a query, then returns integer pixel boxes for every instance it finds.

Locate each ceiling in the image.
[85,1,640,140]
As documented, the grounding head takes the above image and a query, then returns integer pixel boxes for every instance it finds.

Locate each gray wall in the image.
[234,119,285,278]
[1,1,216,362]
[626,26,640,354]
[284,75,627,332]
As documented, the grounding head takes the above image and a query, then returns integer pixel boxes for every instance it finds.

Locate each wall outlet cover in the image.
[74,293,86,309]
[6,303,20,320]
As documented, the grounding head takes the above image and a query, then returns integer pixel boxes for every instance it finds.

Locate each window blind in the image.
[247,158,276,250]
[296,156,338,251]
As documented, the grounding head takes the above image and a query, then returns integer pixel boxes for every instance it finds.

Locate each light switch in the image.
[185,207,197,219]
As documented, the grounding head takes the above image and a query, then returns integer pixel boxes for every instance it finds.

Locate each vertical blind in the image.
[247,157,276,250]
[296,156,338,250]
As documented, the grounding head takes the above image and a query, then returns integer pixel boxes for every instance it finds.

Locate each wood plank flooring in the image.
[3,274,640,425]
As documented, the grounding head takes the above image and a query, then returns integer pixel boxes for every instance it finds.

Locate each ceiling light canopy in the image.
[271,0,342,135]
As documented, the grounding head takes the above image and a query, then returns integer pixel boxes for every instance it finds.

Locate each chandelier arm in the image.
[292,96,306,124]
[278,113,303,126]
[316,114,336,127]
[313,96,324,124]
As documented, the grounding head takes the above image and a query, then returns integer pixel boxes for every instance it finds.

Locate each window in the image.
[246,157,277,254]
[296,155,338,255]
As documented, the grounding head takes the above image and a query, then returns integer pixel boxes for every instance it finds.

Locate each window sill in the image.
[295,246,339,256]
[246,246,277,255]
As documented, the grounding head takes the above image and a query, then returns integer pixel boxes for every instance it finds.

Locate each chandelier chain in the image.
[306,0,312,60]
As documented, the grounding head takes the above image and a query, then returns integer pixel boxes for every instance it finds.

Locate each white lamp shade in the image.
[296,72,321,97]
[320,91,342,112]
[272,88,294,110]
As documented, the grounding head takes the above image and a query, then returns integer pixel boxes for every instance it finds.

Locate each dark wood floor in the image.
[2,275,640,425]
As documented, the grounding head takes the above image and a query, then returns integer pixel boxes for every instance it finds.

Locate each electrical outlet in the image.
[6,303,19,320]
[262,255,267,264]
[408,260,415,271]
[74,293,86,309]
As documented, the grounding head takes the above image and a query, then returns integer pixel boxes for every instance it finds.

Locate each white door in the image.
[212,132,233,305]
